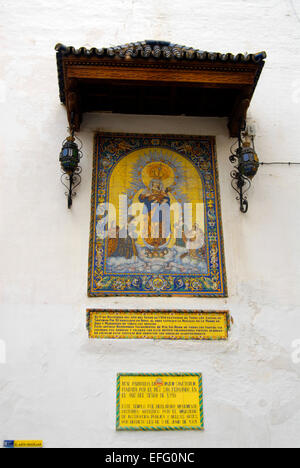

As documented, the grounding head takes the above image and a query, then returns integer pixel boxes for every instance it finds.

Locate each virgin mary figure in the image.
[139,179,171,248]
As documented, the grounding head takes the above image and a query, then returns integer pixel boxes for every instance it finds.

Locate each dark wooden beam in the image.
[67,65,256,87]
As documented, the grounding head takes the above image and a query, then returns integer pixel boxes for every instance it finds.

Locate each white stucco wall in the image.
[1,0,300,449]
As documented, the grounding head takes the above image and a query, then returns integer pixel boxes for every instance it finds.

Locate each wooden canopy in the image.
[55,41,266,137]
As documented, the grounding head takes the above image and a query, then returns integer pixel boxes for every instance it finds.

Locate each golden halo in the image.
[142,162,175,188]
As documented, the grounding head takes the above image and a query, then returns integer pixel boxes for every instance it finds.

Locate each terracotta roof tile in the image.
[55,40,266,63]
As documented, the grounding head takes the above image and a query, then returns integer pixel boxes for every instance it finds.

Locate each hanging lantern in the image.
[230,130,259,213]
[237,139,259,179]
[60,137,80,175]
[59,131,82,209]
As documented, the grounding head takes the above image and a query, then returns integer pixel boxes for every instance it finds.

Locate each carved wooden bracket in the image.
[65,79,82,132]
[228,87,253,137]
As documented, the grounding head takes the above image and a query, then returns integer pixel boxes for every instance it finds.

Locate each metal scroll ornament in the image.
[230,130,259,213]
[59,128,83,209]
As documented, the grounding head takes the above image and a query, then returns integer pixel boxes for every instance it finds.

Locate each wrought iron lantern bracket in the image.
[59,114,83,209]
[229,124,259,213]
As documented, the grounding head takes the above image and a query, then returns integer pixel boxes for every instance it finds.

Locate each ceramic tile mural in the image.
[88,133,227,297]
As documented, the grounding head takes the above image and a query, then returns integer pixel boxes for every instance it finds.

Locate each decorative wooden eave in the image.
[55,41,266,137]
